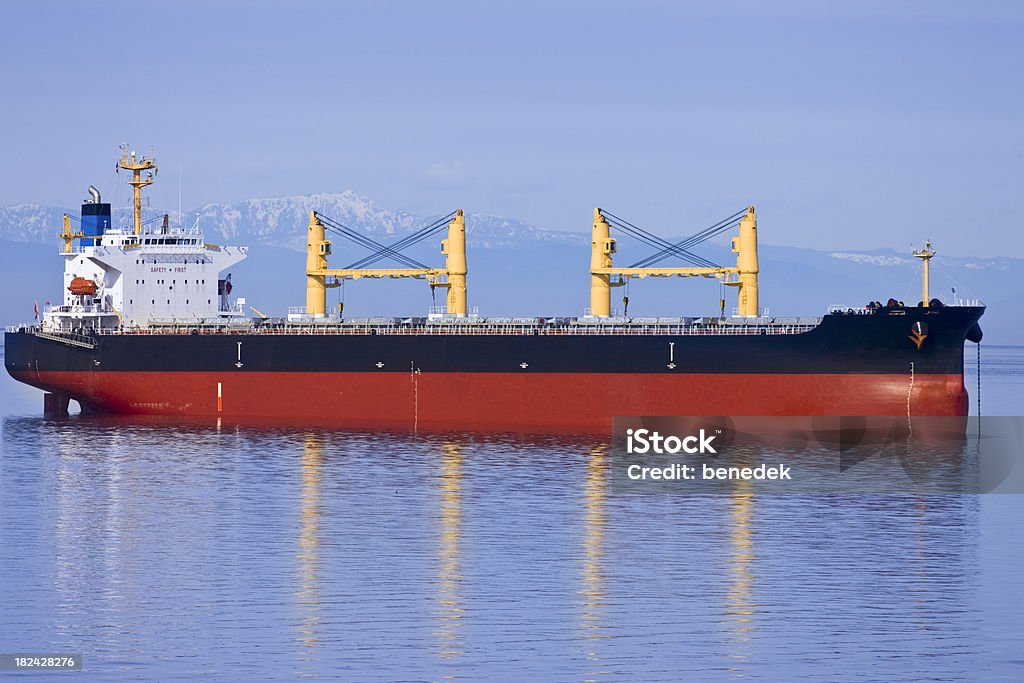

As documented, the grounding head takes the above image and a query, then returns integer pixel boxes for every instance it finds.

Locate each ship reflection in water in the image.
[435,441,465,659]
[1,402,1021,680]
[578,444,610,663]
[296,434,323,652]
[726,476,757,667]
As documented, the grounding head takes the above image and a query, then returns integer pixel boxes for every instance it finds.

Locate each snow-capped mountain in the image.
[190,190,586,251]
[0,190,586,251]
[0,204,77,244]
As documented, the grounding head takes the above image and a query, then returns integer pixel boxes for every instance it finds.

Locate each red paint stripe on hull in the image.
[12,371,969,429]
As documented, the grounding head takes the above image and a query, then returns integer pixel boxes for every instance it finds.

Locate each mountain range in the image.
[0,191,1018,343]
[0,191,585,251]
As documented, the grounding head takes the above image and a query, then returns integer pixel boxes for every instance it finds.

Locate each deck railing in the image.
[29,321,820,338]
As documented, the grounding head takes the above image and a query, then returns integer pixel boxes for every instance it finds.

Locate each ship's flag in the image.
[33,301,38,319]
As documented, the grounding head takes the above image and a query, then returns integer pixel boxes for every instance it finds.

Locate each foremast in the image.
[913,240,936,306]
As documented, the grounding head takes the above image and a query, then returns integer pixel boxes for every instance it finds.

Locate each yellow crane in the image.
[589,206,759,317]
[305,209,467,317]
[58,214,85,253]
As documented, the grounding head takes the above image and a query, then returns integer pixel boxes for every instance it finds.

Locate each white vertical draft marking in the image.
[906,361,915,435]
[977,343,982,419]
[235,341,243,368]
[217,381,223,412]
[411,361,420,432]
[667,341,677,369]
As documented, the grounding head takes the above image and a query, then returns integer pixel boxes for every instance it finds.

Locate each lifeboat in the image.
[68,277,98,297]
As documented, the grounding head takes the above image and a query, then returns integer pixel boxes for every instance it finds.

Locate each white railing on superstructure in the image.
[44,303,115,315]
[133,243,208,254]
[219,300,247,315]
[59,245,111,255]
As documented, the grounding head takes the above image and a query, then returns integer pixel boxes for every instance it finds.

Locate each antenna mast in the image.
[118,144,157,235]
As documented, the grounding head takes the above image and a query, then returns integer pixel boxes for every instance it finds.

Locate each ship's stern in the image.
[4,328,100,413]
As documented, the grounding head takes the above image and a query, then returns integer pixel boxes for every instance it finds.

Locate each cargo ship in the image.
[4,147,985,430]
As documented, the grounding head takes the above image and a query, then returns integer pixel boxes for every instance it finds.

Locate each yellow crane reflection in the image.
[435,441,465,658]
[296,433,323,648]
[579,444,610,663]
[726,475,757,665]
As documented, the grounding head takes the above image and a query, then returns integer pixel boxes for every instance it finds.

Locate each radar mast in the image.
[118,144,157,235]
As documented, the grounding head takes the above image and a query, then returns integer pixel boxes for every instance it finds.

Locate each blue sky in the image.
[2,0,1021,256]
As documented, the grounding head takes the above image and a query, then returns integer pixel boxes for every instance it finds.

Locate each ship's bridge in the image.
[45,153,248,334]
[47,225,248,334]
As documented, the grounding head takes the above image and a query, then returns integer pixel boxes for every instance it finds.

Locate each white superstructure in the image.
[44,228,247,332]
[43,146,248,333]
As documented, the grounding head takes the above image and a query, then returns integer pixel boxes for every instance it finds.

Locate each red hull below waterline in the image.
[12,371,968,430]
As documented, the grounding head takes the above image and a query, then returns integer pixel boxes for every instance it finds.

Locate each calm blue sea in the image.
[1,345,1022,681]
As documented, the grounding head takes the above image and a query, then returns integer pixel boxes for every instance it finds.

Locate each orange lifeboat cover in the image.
[69,277,98,296]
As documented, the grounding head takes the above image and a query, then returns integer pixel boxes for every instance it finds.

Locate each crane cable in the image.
[621,208,748,269]
[345,211,458,270]
[600,210,719,269]
[315,212,429,270]
[632,216,743,268]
